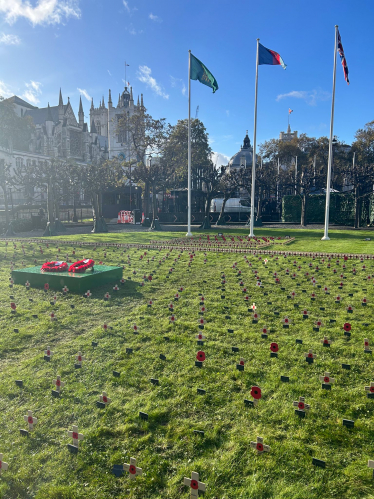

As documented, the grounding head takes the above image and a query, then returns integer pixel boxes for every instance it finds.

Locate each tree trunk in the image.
[72,193,78,222]
[143,181,150,218]
[150,183,162,230]
[200,193,212,229]
[91,192,108,233]
[354,187,360,228]
[1,183,14,235]
[301,195,307,227]
[216,194,229,225]
[47,181,54,224]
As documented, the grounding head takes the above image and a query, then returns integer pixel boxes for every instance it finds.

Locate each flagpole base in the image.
[186,232,193,237]
[321,236,330,241]
[249,232,255,238]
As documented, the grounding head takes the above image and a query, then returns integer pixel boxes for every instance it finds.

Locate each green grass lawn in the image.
[1,232,374,498]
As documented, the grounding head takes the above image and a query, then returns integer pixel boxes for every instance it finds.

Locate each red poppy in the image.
[46,350,51,356]
[240,359,244,366]
[190,480,199,490]
[196,351,205,362]
[303,310,308,315]
[324,376,330,383]
[251,386,262,399]
[343,323,351,332]
[298,401,305,410]
[28,416,33,424]
[77,356,82,362]
[44,283,49,290]
[72,432,78,440]
[10,302,16,310]
[365,341,369,347]
[307,352,314,358]
[262,328,267,334]
[370,386,374,393]
[56,379,61,387]
[102,395,108,403]
[270,343,279,353]
[323,339,329,345]
[256,442,264,452]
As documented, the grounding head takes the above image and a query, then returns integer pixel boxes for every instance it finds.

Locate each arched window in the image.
[16,157,23,168]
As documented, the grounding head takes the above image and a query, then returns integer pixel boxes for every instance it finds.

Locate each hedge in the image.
[282,193,373,226]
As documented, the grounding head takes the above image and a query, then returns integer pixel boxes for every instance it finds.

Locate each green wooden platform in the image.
[11,265,123,293]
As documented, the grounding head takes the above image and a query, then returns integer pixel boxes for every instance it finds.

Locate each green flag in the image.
[190,53,218,93]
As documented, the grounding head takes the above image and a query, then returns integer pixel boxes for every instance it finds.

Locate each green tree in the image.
[116,106,171,224]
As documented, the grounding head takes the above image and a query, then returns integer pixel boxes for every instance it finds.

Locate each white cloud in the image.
[0,0,81,26]
[276,88,330,106]
[107,69,112,76]
[211,151,230,167]
[137,65,169,99]
[0,33,21,45]
[149,13,162,22]
[170,76,186,96]
[77,87,91,101]
[22,80,42,104]
[123,1,137,14]
[0,80,13,98]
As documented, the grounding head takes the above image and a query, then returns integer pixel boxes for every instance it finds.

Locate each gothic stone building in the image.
[0,86,143,208]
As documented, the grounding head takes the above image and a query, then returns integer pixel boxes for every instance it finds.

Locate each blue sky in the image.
[0,0,372,165]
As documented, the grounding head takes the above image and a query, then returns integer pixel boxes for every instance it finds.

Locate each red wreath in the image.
[41,261,68,272]
[68,259,95,273]
[251,386,262,399]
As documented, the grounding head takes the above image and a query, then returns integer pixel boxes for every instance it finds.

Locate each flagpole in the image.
[249,38,259,238]
[322,25,338,241]
[186,50,192,237]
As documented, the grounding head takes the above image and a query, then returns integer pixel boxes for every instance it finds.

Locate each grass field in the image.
[1,230,374,498]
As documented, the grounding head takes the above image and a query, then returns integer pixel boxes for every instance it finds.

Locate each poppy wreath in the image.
[68,259,95,273]
[41,261,68,272]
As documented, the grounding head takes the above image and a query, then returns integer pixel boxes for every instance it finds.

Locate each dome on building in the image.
[228,131,253,170]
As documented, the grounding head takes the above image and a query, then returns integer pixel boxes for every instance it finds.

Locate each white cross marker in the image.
[123,457,142,479]
[183,471,206,498]
[293,396,310,412]
[319,372,335,386]
[304,349,317,360]
[0,454,8,475]
[24,410,38,431]
[53,375,65,393]
[99,392,111,406]
[320,337,332,346]
[75,352,85,366]
[44,346,53,359]
[365,339,371,351]
[195,332,206,341]
[250,436,270,454]
[365,382,374,394]
[68,425,84,448]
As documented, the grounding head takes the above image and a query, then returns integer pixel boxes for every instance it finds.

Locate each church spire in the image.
[47,103,53,122]
[130,87,133,101]
[118,93,121,107]
[91,97,94,110]
[102,96,105,108]
[108,89,112,108]
[137,95,140,106]
[59,88,63,107]
[78,96,84,127]
[141,93,144,108]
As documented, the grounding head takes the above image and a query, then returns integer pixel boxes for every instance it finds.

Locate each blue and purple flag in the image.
[259,43,287,70]
[337,29,349,85]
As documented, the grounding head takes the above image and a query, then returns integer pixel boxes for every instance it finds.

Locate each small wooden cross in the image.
[293,396,310,413]
[364,339,371,352]
[99,391,111,406]
[195,332,206,341]
[304,349,316,361]
[24,410,37,431]
[320,372,335,387]
[320,337,332,347]
[44,346,53,360]
[184,471,206,498]
[250,436,270,454]
[123,457,142,479]
[75,351,85,367]
[68,425,84,448]
[53,375,65,393]
[364,382,374,396]
[368,459,374,477]
[0,454,9,475]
